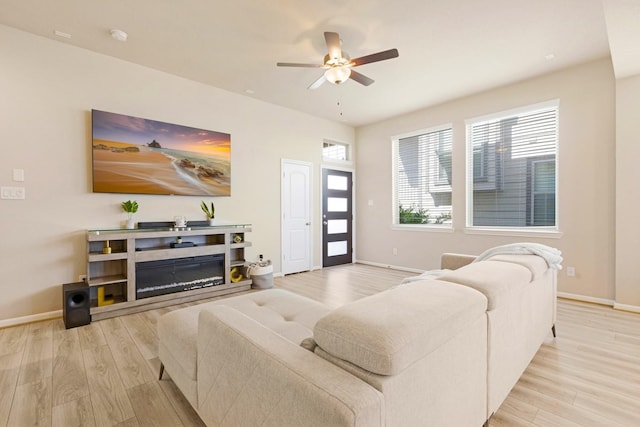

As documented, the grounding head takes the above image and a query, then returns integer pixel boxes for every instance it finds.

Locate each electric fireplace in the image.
[135,255,224,299]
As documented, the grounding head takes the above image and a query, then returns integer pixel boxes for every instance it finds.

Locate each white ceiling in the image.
[0,0,636,126]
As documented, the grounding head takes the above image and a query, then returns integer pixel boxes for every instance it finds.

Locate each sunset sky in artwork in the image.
[92,110,230,155]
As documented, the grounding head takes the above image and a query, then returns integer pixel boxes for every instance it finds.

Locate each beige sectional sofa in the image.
[158,251,557,426]
[440,253,557,419]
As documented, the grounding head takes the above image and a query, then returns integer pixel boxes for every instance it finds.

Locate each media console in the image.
[86,224,252,320]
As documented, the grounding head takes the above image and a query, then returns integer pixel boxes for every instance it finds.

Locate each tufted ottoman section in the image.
[158,289,331,406]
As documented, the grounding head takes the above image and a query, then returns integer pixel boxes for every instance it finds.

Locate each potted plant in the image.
[121,200,139,229]
[200,200,215,225]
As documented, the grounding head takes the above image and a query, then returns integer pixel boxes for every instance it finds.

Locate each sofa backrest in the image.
[483,254,549,280]
[312,280,487,376]
[439,255,548,310]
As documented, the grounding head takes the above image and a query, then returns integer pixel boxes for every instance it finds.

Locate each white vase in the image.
[126,218,135,229]
[209,218,215,226]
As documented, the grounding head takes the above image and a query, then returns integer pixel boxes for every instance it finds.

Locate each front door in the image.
[322,168,353,267]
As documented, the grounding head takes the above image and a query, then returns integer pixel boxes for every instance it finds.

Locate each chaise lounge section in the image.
[440,252,558,421]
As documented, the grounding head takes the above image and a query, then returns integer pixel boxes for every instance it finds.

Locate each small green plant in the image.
[399,205,430,224]
[121,200,139,217]
[200,200,215,219]
[399,205,451,225]
[434,212,452,224]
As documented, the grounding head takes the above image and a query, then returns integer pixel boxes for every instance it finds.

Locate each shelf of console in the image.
[90,281,252,321]
[133,245,227,262]
[88,252,128,262]
[87,225,252,241]
[87,274,127,287]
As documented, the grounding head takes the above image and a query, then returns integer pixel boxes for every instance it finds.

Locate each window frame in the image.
[464,100,561,237]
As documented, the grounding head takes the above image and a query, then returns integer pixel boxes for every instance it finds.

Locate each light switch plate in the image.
[1,186,26,199]
[13,169,25,182]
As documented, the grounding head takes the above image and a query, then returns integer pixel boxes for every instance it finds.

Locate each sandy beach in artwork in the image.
[92,140,230,195]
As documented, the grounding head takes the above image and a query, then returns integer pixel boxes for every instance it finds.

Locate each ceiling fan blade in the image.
[308,74,327,90]
[277,62,324,68]
[349,69,374,86]
[324,32,342,60]
[350,48,399,67]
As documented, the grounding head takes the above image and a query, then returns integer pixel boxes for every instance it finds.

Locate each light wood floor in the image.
[0,264,638,426]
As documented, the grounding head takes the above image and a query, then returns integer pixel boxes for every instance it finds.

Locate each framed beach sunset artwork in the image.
[91,110,231,196]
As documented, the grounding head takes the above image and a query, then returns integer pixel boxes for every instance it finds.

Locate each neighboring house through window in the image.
[323,140,349,162]
[392,125,453,226]
[466,101,559,230]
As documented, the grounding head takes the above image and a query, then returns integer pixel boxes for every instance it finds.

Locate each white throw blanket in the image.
[473,242,563,270]
[400,243,562,284]
[400,269,451,284]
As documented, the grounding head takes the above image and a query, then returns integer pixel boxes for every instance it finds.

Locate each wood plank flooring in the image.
[0,264,638,426]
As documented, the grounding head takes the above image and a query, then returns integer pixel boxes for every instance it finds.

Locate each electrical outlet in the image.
[566,267,576,277]
[78,274,87,282]
[392,248,398,256]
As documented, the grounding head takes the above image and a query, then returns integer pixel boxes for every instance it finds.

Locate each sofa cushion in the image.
[313,280,487,376]
[485,254,548,281]
[438,260,533,310]
[158,288,330,381]
[212,289,330,344]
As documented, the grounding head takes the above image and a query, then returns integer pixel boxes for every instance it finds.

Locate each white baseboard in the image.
[355,259,424,274]
[613,302,640,314]
[0,309,62,329]
[272,265,321,277]
[558,292,640,313]
[555,292,614,306]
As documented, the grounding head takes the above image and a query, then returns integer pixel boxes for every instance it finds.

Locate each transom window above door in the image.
[323,140,350,162]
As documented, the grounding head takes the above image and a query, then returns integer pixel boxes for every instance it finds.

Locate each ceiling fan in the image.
[277,32,399,89]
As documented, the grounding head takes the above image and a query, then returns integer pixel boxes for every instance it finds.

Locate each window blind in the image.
[466,104,558,228]
[393,127,452,225]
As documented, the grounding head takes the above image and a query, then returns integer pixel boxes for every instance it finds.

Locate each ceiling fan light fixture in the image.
[276,31,398,89]
[325,67,351,85]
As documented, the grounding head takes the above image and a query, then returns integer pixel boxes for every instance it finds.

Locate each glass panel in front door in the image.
[327,219,347,234]
[327,197,348,212]
[327,241,348,257]
[327,175,348,190]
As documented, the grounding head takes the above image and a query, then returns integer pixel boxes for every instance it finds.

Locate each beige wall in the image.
[355,58,618,303]
[0,25,354,322]
[615,74,640,309]
[2,23,634,322]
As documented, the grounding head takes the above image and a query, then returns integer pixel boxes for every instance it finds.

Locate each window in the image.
[466,101,558,230]
[323,140,349,161]
[393,126,452,226]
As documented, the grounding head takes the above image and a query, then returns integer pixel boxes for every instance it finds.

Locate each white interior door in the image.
[281,160,312,275]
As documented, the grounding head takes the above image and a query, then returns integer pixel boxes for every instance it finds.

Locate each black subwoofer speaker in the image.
[63,281,91,329]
